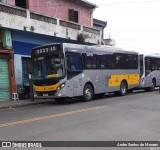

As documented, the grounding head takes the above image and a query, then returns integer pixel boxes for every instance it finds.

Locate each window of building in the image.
[15,0,28,9]
[68,9,78,23]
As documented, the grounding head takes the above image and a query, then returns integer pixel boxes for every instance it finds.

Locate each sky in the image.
[87,0,160,54]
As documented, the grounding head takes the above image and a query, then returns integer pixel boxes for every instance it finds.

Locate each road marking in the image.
[0,106,107,128]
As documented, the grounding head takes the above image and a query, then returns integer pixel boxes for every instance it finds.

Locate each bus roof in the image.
[141,53,160,58]
[32,43,139,55]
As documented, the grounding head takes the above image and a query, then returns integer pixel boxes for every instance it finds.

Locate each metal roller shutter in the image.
[0,58,10,100]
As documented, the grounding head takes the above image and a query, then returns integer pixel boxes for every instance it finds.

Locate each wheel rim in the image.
[152,81,155,90]
[85,88,92,99]
[121,83,126,94]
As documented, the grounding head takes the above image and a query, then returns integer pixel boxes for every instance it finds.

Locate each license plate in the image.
[43,94,48,96]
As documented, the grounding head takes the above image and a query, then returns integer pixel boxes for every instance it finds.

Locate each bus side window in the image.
[96,55,105,69]
[83,53,97,69]
[66,55,70,71]
[158,58,160,70]
[145,57,151,76]
[113,53,127,69]
[67,54,83,72]
[126,54,138,69]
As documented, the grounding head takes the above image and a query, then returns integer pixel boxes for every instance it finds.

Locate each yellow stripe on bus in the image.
[108,74,140,87]
[47,74,60,78]
[34,82,60,92]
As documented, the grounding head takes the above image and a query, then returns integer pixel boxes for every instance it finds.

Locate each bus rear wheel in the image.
[145,79,156,92]
[151,79,156,91]
[120,81,128,96]
[114,81,127,96]
[82,84,94,102]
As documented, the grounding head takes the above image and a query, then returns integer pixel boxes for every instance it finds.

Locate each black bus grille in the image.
[36,91,56,96]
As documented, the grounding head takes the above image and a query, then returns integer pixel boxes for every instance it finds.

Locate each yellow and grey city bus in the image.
[139,54,160,91]
[28,43,140,102]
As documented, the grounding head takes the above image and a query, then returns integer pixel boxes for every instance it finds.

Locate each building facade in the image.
[93,18,107,43]
[0,0,102,100]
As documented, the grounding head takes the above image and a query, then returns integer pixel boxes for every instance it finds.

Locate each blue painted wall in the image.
[12,30,78,86]
[12,30,78,55]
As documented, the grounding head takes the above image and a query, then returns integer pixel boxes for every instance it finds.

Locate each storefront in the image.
[0,28,16,100]
[0,49,16,100]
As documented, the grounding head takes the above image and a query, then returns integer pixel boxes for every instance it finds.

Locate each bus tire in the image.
[55,98,65,103]
[151,79,156,91]
[118,81,128,96]
[82,84,94,102]
[146,79,156,92]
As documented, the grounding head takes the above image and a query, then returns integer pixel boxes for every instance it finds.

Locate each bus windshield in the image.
[32,53,65,80]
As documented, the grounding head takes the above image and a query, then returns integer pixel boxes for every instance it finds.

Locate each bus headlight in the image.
[57,82,65,91]
[61,83,65,88]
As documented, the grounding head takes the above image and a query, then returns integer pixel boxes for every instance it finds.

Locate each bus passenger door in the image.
[145,57,152,87]
[96,52,110,93]
[66,53,83,97]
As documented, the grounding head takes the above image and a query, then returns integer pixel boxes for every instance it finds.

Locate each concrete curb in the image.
[0,99,54,109]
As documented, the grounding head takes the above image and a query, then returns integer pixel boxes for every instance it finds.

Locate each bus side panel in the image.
[152,70,160,86]
[147,70,160,87]
[156,71,160,86]
[82,70,99,95]
[72,74,83,97]
[81,69,140,94]
[104,70,140,92]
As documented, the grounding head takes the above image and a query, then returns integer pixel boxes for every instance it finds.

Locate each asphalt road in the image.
[0,90,160,150]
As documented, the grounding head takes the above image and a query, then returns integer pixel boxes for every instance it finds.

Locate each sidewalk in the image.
[0,99,54,109]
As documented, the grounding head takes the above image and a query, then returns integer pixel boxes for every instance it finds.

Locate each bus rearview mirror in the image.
[27,60,33,74]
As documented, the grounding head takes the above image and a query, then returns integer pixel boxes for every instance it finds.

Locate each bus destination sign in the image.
[36,46,57,55]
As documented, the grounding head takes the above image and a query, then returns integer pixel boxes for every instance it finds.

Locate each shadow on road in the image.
[37,89,160,107]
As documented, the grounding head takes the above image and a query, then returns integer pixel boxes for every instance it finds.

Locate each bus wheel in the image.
[55,98,65,103]
[151,80,156,91]
[83,84,94,102]
[119,81,127,96]
[146,80,156,92]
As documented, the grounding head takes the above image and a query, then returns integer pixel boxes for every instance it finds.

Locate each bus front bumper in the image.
[34,95,68,99]
[34,88,68,99]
